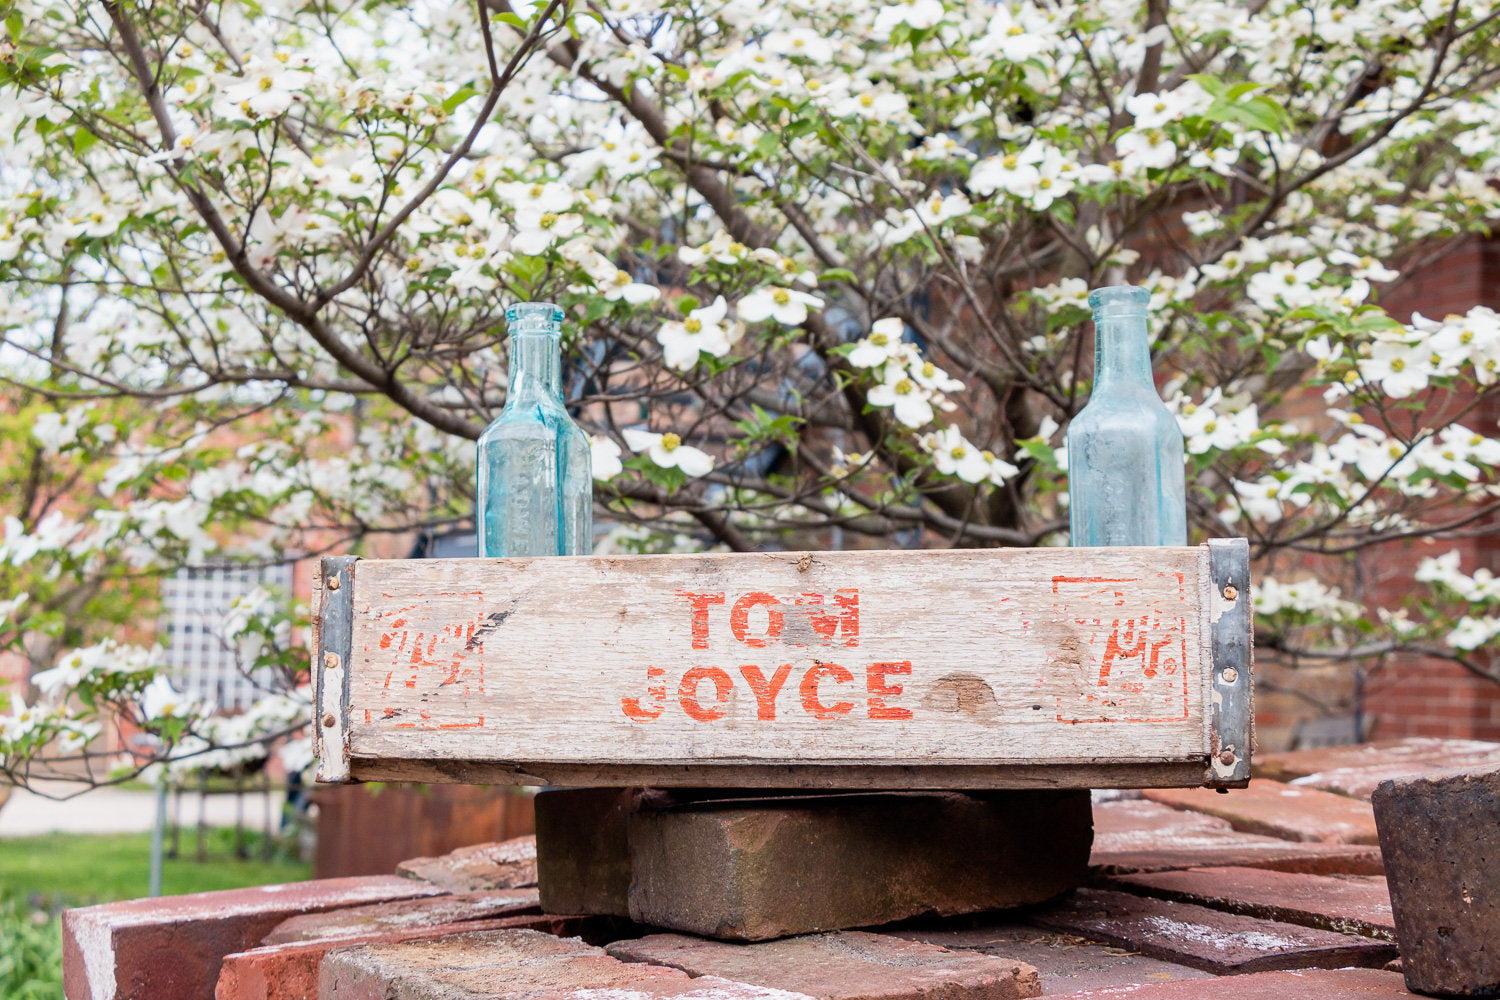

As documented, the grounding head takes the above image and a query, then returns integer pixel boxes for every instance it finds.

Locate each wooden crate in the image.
[312,540,1251,790]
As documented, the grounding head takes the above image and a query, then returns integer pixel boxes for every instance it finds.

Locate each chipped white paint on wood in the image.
[327,546,1226,786]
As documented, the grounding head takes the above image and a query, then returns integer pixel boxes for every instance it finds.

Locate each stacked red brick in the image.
[57,738,1500,1000]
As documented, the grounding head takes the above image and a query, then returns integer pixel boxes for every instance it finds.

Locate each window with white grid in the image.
[160,564,293,713]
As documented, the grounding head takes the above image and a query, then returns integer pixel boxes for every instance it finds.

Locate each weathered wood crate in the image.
[312,539,1251,789]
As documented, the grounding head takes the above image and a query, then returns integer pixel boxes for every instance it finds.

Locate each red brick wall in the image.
[1355,235,1500,742]
[1249,235,1500,748]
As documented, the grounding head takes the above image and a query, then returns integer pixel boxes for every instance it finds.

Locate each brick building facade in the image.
[1253,235,1500,747]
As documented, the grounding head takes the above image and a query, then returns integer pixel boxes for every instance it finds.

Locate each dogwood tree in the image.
[2,0,1498,789]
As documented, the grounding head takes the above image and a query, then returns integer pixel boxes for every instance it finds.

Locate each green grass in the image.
[0,826,312,908]
[0,828,312,999]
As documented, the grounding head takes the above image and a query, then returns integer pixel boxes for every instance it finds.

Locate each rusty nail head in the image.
[323,651,340,671]
[322,713,336,728]
[327,575,340,590]
[1222,583,1238,602]
[1219,748,1236,766]
[1221,666,1239,684]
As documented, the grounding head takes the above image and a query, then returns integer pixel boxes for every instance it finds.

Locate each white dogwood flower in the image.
[868,369,935,428]
[924,425,990,482]
[849,318,906,368]
[657,296,734,370]
[738,286,823,326]
[1117,128,1178,172]
[969,143,1043,198]
[623,429,715,476]
[511,208,583,255]
[590,435,623,479]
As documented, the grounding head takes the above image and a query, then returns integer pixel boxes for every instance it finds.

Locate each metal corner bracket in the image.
[1206,537,1253,787]
[314,555,359,783]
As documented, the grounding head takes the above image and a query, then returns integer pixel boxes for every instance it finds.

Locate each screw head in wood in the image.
[1219,748,1236,766]
[322,713,336,728]
[1221,666,1238,684]
[327,575,340,590]
[323,651,340,670]
[1222,583,1238,602]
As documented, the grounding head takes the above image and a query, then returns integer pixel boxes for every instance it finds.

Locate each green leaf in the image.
[1205,92,1291,135]
[1351,310,1404,333]
[1186,73,1227,99]
[818,268,857,284]
[441,85,479,114]
[755,131,779,157]
[582,296,612,324]
[71,128,97,156]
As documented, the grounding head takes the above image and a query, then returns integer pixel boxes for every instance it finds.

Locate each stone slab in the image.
[262,890,540,944]
[1027,888,1398,974]
[1090,799,1383,875]
[1373,762,1500,997]
[318,927,816,1000]
[61,875,445,1000]
[1103,866,1395,939]
[606,930,1040,1000]
[218,914,600,1000]
[395,834,537,892]
[1044,968,1414,998]
[1143,781,1379,844]
[628,791,1092,941]
[882,924,1215,995]
[1257,738,1500,796]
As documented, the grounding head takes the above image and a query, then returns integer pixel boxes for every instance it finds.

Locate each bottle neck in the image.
[1093,310,1154,390]
[507,332,562,400]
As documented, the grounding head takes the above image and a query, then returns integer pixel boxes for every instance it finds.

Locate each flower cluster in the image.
[1254,577,1362,622]
[848,318,965,429]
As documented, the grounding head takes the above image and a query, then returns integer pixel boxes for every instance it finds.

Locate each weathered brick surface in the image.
[1090,799,1383,875]
[889,926,1212,994]
[217,914,601,1000]
[1256,737,1500,795]
[262,890,540,944]
[1043,968,1413,999]
[395,835,537,892]
[1143,781,1379,845]
[1028,888,1398,974]
[1103,866,1395,939]
[607,930,1041,1000]
[627,791,1092,941]
[318,928,816,1000]
[536,788,656,918]
[61,875,445,1000]
[1372,762,1500,997]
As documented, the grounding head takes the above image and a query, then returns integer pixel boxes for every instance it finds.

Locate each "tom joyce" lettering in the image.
[619,588,913,722]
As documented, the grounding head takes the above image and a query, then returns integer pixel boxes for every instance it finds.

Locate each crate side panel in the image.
[344,547,1214,767]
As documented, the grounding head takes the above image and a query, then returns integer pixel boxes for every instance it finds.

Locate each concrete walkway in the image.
[0,780,281,837]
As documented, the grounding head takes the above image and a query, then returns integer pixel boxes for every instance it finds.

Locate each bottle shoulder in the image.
[1072,389,1172,422]
[479,397,584,440]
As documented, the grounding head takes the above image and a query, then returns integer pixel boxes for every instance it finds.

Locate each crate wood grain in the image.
[314,540,1253,789]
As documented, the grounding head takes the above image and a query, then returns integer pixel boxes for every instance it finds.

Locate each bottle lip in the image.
[1088,285,1150,313]
[506,301,564,333]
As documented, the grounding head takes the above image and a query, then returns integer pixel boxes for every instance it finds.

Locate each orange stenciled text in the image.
[621,659,914,722]
[623,587,909,722]
[676,588,860,649]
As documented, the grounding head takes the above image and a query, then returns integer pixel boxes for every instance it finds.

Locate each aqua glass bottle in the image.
[477,302,592,557]
[1067,286,1187,547]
